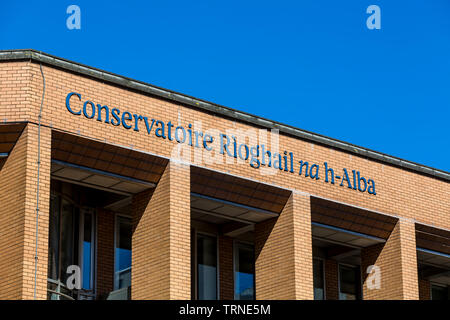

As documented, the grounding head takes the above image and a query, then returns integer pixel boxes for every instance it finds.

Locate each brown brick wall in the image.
[0,60,447,231]
[255,192,314,299]
[361,218,419,300]
[219,235,234,300]
[96,209,115,298]
[131,161,190,299]
[0,124,51,299]
[324,259,339,300]
[0,126,28,299]
[418,279,431,300]
[0,61,34,123]
[0,59,449,300]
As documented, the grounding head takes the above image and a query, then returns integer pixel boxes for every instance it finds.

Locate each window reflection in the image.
[47,195,96,299]
[234,243,254,300]
[313,258,325,300]
[115,216,132,290]
[197,234,217,300]
[60,199,77,285]
[339,265,361,300]
[82,211,93,290]
[48,196,60,281]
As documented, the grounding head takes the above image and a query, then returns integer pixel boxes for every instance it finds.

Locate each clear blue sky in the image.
[1,1,449,172]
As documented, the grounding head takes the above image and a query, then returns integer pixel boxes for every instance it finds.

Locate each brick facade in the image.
[0,60,448,230]
[324,259,339,300]
[218,236,234,300]
[255,192,314,299]
[418,279,431,300]
[361,219,419,300]
[131,161,190,299]
[96,209,115,298]
[0,124,51,299]
[0,55,448,300]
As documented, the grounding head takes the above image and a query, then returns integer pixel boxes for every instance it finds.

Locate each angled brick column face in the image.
[131,161,190,300]
[361,218,419,300]
[0,124,51,300]
[254,192,313,300]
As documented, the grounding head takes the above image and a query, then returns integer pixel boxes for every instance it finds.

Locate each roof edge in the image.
[0,49,448,182]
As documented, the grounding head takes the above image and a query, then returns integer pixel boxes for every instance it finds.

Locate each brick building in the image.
[0,49,448,300]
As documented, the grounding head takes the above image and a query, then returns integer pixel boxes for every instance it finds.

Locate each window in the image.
[313,258,325,300]
[234,242,254,300]
[59,198,78,285]
[114,216,132,290]
[197,234,218,300]
[80,209,95,290]
[431,284,449,300]
[338,264,361,300]
[47,195,96,299]
[48,195,60,282]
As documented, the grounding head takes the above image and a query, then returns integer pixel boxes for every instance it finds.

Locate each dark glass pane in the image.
[48,196,60,280]
[115,217,132,289]
[60,199,75,284]
[431,285,449,300]
[82,212,92,290]
[235,244,254,300]
[197,234,217,300]
[339,265,360,300]
[313,259,324,300]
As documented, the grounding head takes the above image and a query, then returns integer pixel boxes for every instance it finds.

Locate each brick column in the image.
[0,124,51,299]
[324,259,339,300]
[418,279,431,300]
[96,209,115,298]
[254,192,313,300]
[361,218,419,300]
[131,161,190,300]
[219,235,234,300]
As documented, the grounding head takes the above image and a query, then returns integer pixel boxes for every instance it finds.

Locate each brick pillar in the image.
[418,279,431,300]
[96,209,115,298]
[254,192,313,300]
[361,218,419,300]
[0,124,51,299]
[324,259,339,300]
[219,235,234,300]
[131,161,190,300]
